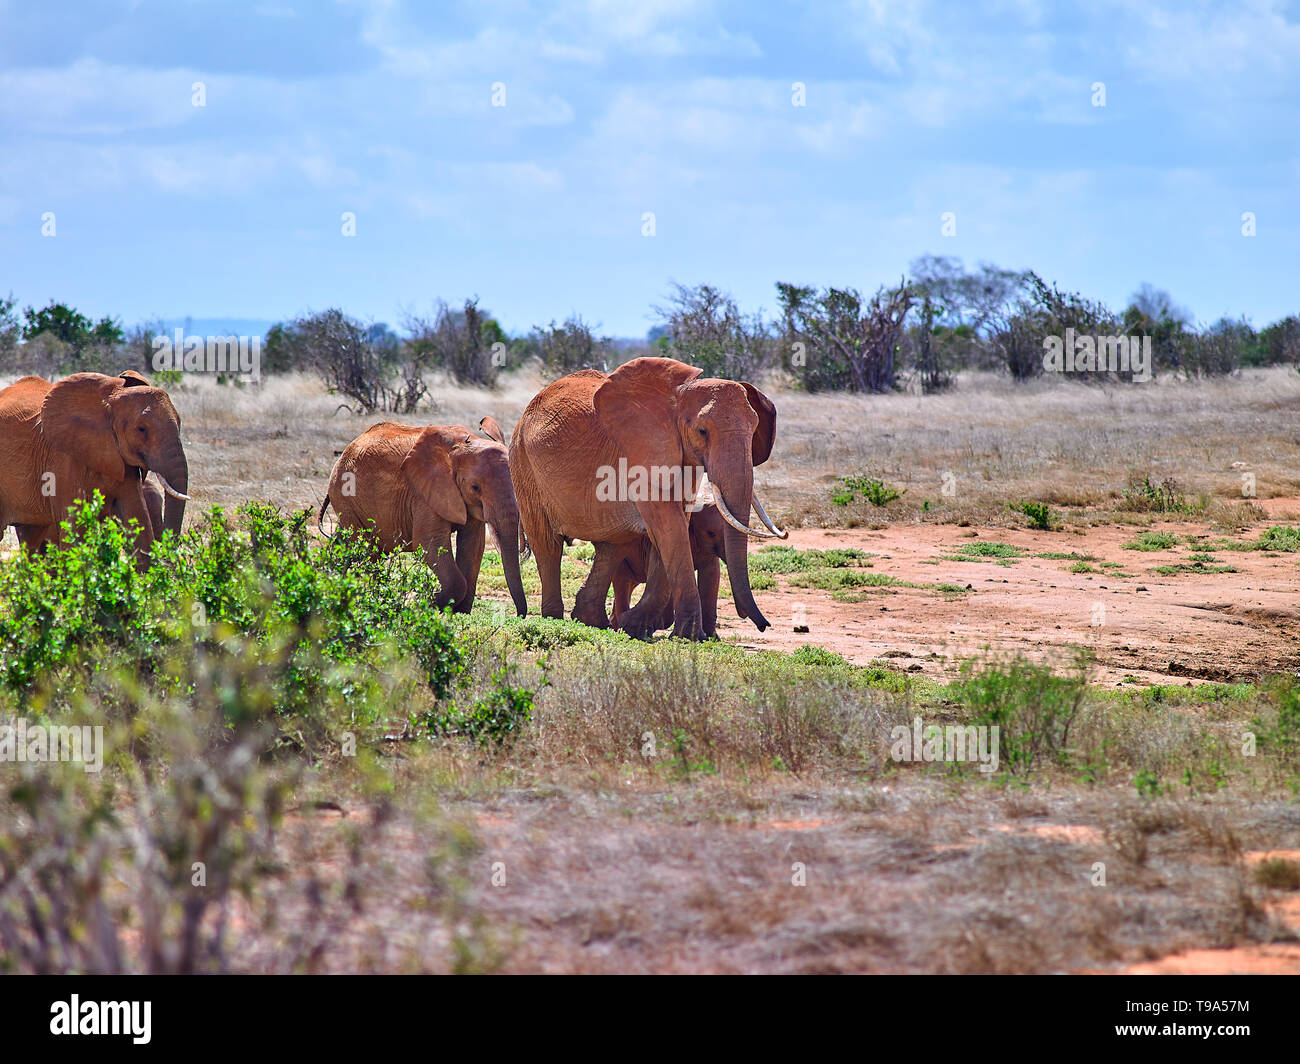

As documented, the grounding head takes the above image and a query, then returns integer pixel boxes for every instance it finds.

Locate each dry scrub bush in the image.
[532,644,906,776]
[0,650,290,974]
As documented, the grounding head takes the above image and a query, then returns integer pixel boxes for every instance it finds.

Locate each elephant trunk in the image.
[487,504,528,617]
[153,441,189,538]
[709,449,770,633]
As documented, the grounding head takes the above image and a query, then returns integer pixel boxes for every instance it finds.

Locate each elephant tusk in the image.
[751,494,788,539]
[712,485,780,539]
[688,472,715,510]
[155,474,191,501]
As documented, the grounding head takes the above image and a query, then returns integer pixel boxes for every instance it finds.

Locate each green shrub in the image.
[1015,501,1053,530]
[0,498,512,753]
[956,655,1088,777]
[832,476,905,507]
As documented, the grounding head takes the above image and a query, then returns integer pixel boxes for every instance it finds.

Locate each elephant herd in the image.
[0,356,785,642]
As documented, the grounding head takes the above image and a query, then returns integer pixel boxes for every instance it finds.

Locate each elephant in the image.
[321,416,527,616]
[15,475,164,555]
[509,357,785,641]
[575,503,728,637]
[0,371,190,564]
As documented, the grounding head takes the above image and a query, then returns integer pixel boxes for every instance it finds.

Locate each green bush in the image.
[832,475,905,507]
[1015,501,1053,530]
[957,655,1088,777]
[0,498,508,752]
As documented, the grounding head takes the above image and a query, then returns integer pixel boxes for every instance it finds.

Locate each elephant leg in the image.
[618,548,666,639]
[657,518,704,641]
[620,511,701,640]
[610,560,636,629]
[531,527,565,620]
[113,484,156,567]
[142,476,164,539]
[415,513,467,610]
[697,555,721,638]
[573,542,625,628]
[453,518,486,614]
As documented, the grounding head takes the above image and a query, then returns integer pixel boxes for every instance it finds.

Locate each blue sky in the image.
[1,0,1297,338]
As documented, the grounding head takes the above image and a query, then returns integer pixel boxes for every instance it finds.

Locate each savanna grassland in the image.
[2,367,1300,974]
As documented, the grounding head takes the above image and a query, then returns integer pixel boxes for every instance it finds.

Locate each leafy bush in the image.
[420,661,535,746]
[0,498,503,752]
[403,298,508,388]
[528,315,611,379]
[1251,676,1300,787]
[957,656,1088,776]
[832,475,905,507]
[1015,501,1054,530]
[778,280,912,393]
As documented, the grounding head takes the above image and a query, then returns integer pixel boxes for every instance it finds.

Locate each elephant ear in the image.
[401,428,468,526]
[593,357,703,470]
[741,382,777,466]
[40,373,126,481]
[478,416,505,444]
[119,370,151,387]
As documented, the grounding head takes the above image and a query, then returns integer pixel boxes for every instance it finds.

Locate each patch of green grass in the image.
[1123,531,1180,552]
[1207,526,1300,553]
[1152,561,1238,576]
[789,569,899,590]
[789,645,850,668]
[948,541,1023,560]
[750,545,875,574]
[1070,562,1097,574]
[1037,551,1098,561]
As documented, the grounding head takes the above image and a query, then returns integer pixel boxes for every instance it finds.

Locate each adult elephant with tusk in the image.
[321,416,528,616]
[0,371,190,566]
[510,357,782,641]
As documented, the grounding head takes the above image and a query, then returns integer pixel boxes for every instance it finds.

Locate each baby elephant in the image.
[574,505,728,637]
[322,417,527,616]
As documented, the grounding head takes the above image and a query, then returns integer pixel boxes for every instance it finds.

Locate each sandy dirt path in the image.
[715,516,1300,686]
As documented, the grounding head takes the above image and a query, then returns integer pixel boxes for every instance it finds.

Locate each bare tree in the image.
[530,315,610,378]
[402,299,503,388]
[296,308,416,414]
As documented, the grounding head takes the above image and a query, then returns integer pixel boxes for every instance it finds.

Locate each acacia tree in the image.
[907,256,1031,376]
[652,283,771,380]
[989,273,1119,381]
[529,315,610,378]
[403,298,504,388]
[776,280,914,393]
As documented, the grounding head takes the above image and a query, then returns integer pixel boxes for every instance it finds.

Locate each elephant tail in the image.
[317,493,336,539]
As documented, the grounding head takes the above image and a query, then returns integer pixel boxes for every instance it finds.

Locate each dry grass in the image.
[756,366,1300,529]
